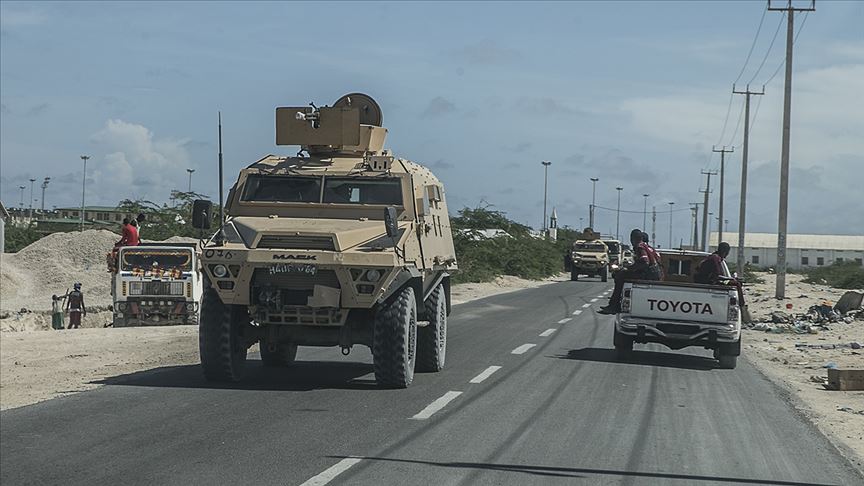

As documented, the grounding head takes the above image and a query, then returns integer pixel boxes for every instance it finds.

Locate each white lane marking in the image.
[511,343,537,355]
[596,295,605,298]
[539,328,556,337]
[557,317,572,324]
[582,303,592,308]
[572,310,583,315]
[469,366,502,384]
[300,457,363,486]
[411,391,463,420]
[590,298,599,302]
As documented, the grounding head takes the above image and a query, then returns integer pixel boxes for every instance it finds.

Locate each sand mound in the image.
[1,230,119,312]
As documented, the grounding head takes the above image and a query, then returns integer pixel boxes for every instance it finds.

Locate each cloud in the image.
[26,103,49,116]
[514,97,583,116]
[428,159,454,170]
[422,97,457,118]
[0,6,47,28]
[509,142,532,153]
[88,119,193,203]
[449,39,520,66]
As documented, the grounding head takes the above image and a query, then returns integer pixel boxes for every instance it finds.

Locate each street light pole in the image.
[18,186,26,208]
[642,194,649,230]
[40,177,50,212]
[28,178,36,220]
[667,202,675,248]
[187,168,195,192]
[589,177,599,229]
[80,155,90,232]
[615,187,623,240]
[541,161,551,233]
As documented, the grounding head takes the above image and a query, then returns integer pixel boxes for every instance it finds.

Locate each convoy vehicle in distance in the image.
[193,93,457,388]
[110,244,202,327]
[565,228,609,282]
[603,239,624,273]
[613,249,742,369]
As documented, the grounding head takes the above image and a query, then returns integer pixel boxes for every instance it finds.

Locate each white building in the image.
[709,232,864,270]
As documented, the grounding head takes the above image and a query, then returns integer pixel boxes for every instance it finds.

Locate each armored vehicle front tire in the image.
[199,289,249,382]
[570,269,579,281]
[373,286,418,388]
[260,339,298,367]
[417,283,447,373]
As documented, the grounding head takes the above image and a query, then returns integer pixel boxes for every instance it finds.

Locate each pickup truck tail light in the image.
[728,295,740,322]
[621,288,631,313]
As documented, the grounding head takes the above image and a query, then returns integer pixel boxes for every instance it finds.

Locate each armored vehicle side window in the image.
[322,177,402,205]
[242,175,322,202]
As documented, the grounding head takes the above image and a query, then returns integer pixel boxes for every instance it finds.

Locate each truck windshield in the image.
[574,243,606,251]
[606,242,620,254]
[241,175,403,205]
[121,249,193,271]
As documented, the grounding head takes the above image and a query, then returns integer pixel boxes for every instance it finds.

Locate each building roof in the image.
[710,232,864,251]
[56,206,123,212]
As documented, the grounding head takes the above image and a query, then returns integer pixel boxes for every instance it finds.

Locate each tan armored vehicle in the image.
[566,228,609,282]
[192,93,457,388]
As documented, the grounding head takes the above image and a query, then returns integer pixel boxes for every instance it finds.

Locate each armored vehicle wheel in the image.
[199,289,249,382]
[601,266,608,283]
[613,329,633,357]
[570,269,579,281]
[417,283,447,373]
[373,286,418,388]
[260,339,298,367]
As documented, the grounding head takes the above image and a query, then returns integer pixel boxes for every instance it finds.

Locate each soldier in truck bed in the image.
[599,228,661,315]
[694,242,731,285]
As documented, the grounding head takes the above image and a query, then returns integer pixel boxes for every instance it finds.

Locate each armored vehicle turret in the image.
[194,93,457,388]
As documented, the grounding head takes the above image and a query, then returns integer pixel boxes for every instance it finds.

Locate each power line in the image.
[734,7,768,85]
[725,95,746,147]
[594,204,690,214]
[747,11,787,85]
[764,11,810,87]
[714,92,735,148]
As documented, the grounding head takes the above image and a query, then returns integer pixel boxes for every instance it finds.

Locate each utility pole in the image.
[18,186,26,208]
[40,177,50,212]
[28,178,36,220]
[80,155,90,232]
[651,206,656,244]
[689,203,700,249]
[732,84,764,272]
[712,146,733,245]
[186,168,195,192]
[642,194,649,230]
[589,177,599,229]
[667,202,675,248]
[700,170,717,252]
[541,161,552,232]
[769,0,815,299]
[615,187,623,240]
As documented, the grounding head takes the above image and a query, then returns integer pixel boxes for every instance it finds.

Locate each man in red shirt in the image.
[115,218,140,247]
[599,228,661,314]
[694,242,731,285]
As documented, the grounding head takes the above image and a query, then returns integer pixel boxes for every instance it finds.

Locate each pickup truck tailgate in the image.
[630,284,730,324]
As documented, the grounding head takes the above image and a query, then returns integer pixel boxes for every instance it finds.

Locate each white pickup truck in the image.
[613,249,742,368]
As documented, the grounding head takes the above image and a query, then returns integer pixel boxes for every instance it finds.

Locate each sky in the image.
[1,0,862,246]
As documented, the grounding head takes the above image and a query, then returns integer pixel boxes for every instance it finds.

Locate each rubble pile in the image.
[747,291,864,335]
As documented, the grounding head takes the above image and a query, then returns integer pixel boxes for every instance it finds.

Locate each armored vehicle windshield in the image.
[574,242,607,252]
[241,174,403,206]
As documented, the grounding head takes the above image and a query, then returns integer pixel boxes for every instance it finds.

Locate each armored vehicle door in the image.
[413,176,454,271]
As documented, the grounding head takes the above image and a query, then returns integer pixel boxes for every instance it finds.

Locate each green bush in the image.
[3,224,43,253]
[803,261,864,289]
[450,207,564,284]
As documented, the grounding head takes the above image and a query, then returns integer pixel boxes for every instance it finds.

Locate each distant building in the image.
[56,206,127,224]
[0,200,9,254]
[710,232,864,269]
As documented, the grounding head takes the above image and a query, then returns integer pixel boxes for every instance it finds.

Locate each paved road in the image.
[2,280,861,486]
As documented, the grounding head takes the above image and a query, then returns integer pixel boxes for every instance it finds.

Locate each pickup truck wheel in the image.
[717,354,738,369]
[199,289,249,382]
[570,269,579,281]
[260,339,298,367]
[416,283,447,373]
[373,286,417,388]
[613,329,633,356]
[601,267,608,283]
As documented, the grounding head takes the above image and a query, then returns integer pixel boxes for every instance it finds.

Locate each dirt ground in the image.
[741,272,863,469]
[0,276,559,411]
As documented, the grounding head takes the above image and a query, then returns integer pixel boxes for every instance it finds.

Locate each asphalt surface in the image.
[2,280,862,486]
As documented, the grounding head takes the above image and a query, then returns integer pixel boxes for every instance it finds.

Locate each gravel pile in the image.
[1,230,119,312]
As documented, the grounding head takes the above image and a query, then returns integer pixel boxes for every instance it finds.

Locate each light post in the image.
[615,187,623,240]
[28,178,36,220]
[40,177,50,212]
[186,168,195,192]
[667,202,675,248]
[541,161,551,232]
[18,186,25,209]
[80,155,90,232]
[642,193,649,230]
[579,216,584,229]
[589,177,599,229]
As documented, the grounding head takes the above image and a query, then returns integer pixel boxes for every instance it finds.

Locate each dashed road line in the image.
[582,303,592,308]
[539,328,556,337]
[590,298,599,302]
[300,457,363,486]
[469,366,502,384]
[572,310,583,315]
[557,317,572,324]
[511,343,537,355]
[411,391,463,420]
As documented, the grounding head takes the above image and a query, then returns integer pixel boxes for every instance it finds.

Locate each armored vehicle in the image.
[565,228,609,282]
[603,238,624,273]
[192,94,457,388]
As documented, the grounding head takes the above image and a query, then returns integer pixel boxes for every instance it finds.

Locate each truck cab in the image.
[111,244,202,327]
[603,239,624,273]
[613,249,742,368]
